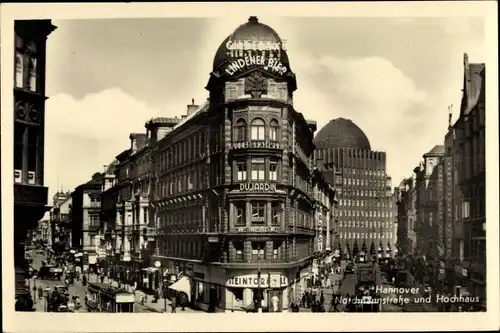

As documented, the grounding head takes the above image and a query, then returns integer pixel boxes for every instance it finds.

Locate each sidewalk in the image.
[95,275,200,313]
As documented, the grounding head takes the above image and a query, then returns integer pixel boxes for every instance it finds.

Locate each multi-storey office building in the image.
[149,16,329,312]
[13,19,57,311]
[314,118,396,260]
[71,173,103,272]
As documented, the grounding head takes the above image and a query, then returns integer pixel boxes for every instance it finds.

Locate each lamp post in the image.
[154,260,166,312]
[256,246,263,313]
[43,287,50,312]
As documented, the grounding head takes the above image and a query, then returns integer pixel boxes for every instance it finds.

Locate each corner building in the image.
[314,118,396,260]
[150,17,323,312]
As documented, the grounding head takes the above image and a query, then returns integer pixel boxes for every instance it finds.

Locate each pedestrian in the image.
[319,291,325,305]
[82,274,87,286]
[100,275,104,284]
[171,295,177,313]
[140,294,145,305]
[38,286,43,300]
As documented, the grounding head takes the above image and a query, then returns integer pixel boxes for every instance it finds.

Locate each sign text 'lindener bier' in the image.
[224,40,288,76]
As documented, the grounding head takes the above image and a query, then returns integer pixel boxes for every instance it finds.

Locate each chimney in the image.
[187,98,199,116]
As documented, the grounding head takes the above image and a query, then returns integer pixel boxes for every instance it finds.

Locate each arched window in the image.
[269,119,279,141]
[234,118,247,142]
[251,118,265,141]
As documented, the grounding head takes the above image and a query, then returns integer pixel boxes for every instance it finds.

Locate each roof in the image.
[314,118,372,150]
[461,53,486,116]
[212,16,289,71]
[88,282,130,296]
[424,145,445,157]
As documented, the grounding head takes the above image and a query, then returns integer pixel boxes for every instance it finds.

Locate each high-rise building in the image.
[13,19,57,311]
[147,16,332,312]
[314,118,396,260]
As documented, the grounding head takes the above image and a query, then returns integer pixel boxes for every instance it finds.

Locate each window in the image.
[271,202,281,225]
[234,118,247,142]
[273,241,282,260]
[235,203,245,225]
[251,202,266,224]
[188,173,194,190]
[269,119,279,141]
[236,162,247,181]
[251,118,265,140]
[252,242,266,260]
[251,158,265,180]
[233,242,244,261]
[27,128,38,173]
[28,58,37,92]
[15,51,23,88]
[14,123,25,170]
[269,162,278,181]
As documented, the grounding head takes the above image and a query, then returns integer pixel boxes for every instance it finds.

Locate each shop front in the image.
[225,272,289,312]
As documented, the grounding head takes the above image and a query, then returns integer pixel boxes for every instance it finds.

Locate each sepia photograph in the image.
[1,2,498,332]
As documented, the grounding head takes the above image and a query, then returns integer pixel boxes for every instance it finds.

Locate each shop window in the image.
[236,162,247,181]
[232,287,244,301]
[252,242,265,260]
[251,202,266,224]
[251,118,265,141]
[251,158,265,180]
[271,202,281,225]
[234,242,244,261]
[269,119,279,141]
[269,162,278,181]
[234,118,247,141]
[235,203,245,225]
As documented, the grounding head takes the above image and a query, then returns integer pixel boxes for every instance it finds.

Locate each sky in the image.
[43,15,486,202]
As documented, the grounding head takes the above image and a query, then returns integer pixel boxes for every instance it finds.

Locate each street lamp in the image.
[154,260,167,312]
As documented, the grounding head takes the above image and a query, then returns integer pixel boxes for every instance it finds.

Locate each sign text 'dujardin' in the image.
[239,183,276,192]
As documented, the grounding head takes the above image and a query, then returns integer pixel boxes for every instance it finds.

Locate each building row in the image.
[394,53,486,307]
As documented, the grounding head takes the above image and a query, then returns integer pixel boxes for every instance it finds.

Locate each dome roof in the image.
[212,16,289,71]
[314,118,372,150]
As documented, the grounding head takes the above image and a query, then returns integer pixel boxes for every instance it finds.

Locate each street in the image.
[29,251,197,313]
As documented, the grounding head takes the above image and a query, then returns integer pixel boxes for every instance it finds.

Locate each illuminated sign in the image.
[226,40,287,52]
[232,141,281,150]
[236,226,279,233]
[239,183,276,192]
[226,274,288,288]
[225,50,288,76]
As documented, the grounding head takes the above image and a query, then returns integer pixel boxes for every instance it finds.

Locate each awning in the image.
[168,276,191,302]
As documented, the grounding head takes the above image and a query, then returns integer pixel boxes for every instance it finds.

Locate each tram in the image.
[86,283,135,313]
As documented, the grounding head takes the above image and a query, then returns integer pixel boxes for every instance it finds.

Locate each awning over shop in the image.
[168,276,191,302]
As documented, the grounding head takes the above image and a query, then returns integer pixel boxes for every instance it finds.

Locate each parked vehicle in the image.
[86,282,135,313]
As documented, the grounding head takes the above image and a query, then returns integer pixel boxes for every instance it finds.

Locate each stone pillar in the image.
[228,241,235,262]
[265,240,273,261]
[246,201,251,227]
[266,201,272,226]
[281,202,285,230]
[229,202,235,230]
[244,240,252,262]
[292,238,297,259]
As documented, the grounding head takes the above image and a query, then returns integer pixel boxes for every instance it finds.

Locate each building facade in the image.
[395,176,418,256]
[148,17,330,312]
[50,190,72,253]
[445,54,486,302]
[71,173,103,272]
[396,54,486,307]
[314,118,396,260]
[13,19,57,311]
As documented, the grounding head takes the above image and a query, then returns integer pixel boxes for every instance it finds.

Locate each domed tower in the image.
[206,16,296,105]
[314,118,395,262]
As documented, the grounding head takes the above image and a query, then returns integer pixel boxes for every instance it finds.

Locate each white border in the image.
[1,2,499,332]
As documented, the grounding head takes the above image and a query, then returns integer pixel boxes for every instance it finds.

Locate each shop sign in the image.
[226,40,287,52]
[225,50,288,76]
[226,274,288,288]
[239,183,276,192]
[232,141,281,150]
[236,226,280,233]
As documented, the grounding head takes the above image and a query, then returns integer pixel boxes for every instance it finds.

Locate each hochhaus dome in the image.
[212,16,291,71]
[314,118,371,150]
